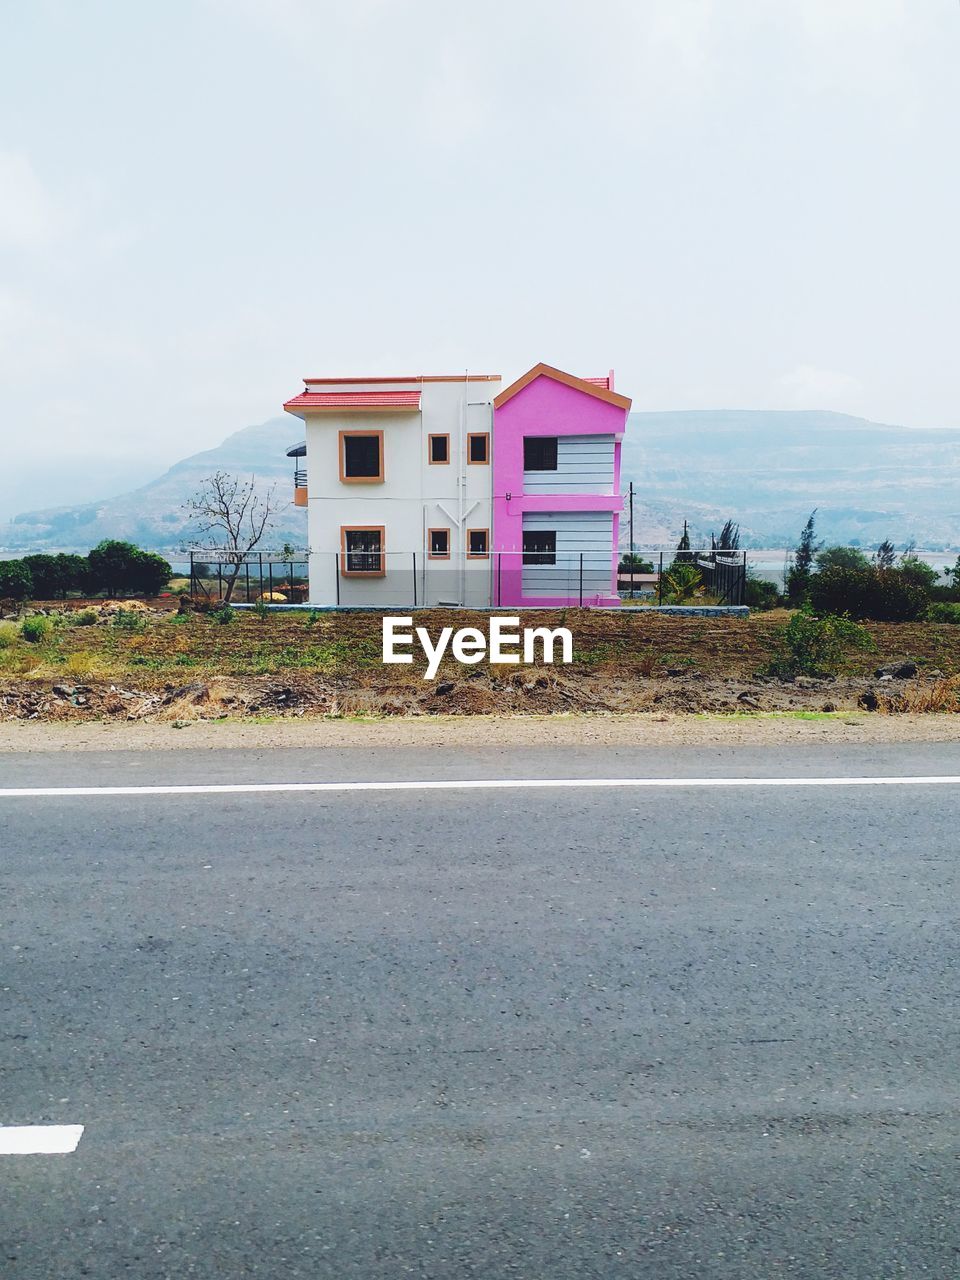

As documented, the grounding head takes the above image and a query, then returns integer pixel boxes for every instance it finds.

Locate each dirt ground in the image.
[4,712,960,755]
[2,603,960,727]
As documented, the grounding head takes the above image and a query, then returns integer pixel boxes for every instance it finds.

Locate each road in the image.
[2,743,959,1278]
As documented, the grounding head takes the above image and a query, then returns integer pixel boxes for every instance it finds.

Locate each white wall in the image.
[523,434,616,495]
[520,511,613,599]
[293,379,499,606]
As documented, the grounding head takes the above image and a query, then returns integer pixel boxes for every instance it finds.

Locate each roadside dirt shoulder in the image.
[4,712,960,754]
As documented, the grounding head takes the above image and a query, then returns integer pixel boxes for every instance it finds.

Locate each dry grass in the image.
[875,676,960,714]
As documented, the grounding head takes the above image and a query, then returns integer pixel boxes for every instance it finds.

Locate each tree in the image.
[712,520,740,552]
[873,539,896,570]
[898,551,939,591]
[85,541,172,596]
[0,559,33,602]
[673,520,693,565]
[787,510,821,604]
[184,472,280,603]
[815,545,870,573]
[23,553,87,599]
[618,552,654,574]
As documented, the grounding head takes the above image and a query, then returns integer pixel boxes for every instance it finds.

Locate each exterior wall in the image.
[523,434,616,495]
[491,375,628,607]
[520,511,614,599]
[289,378,499,606]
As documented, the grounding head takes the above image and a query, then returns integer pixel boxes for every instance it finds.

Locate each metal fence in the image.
[187,548,747,607]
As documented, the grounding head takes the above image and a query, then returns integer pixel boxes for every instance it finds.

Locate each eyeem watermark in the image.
[383,616,573,680]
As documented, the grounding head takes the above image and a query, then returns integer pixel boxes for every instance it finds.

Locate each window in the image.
[428,528,450,559]
[524,436,558,471]
[467,528,489,558]
[428,434,449,464]
[340,526,385,576]
[340,431,384,482]
[523,531,556,566]
[467,433,489,464]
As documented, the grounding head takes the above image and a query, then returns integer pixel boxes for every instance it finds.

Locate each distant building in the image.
[282,363,632,607]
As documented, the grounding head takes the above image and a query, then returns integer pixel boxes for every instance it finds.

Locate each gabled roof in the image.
[283,390,422,412]
[494,363,631,411]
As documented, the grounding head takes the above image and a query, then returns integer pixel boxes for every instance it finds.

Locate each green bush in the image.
[211,604,236,625]
[0,559,33,602]
[766,610,873,678]
[926,601,960,624]
[815,546,870,572]
[808,566,928,622]
[73,608,98,626]
[0,621,19,648]
[20,616,52,644]
[113,608,145,631]
[252,599,271,620]
[744,576,779,610]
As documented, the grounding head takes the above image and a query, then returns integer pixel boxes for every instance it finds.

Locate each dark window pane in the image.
[524,437,558,470]
[343,435,381,478]
[430,529,449,556]
[430,435,449,463]
[469,434,488,463]
[522,531,556,566]
[345,529,382,572]
[468,530,488,556]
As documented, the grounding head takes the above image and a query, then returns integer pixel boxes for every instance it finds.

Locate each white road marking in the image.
[0,775,959,799]
[0,1125,84,1155]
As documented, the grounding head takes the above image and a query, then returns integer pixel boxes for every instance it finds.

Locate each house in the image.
[491,364,631,607]
[282,363,631,607]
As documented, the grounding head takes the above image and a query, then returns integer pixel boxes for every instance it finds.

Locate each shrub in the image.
[113,608,145,631]
[927,602,960,624]
[20,616,52,644]
[0,559,33,602]
[744,576,779,610]
[73,608,98,626]
[766,610,873,678]
[252,599,271,620]
[0,621,19,648]
[211,604,236,625]
[815,546,870,572]
[662,563,702,603]
[808,566,928,622]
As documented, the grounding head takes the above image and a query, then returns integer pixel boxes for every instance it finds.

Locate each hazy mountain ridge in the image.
[3,410,959,553]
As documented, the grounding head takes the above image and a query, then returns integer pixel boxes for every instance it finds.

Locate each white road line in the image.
[0,1125,84,1155]
[0,776,959,799]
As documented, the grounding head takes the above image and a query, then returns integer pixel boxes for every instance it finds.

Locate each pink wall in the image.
[492,373,628,607]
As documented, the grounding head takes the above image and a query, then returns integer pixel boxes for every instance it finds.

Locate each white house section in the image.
[520,511,614,599]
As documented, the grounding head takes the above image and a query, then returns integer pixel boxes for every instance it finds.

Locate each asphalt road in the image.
[2,744,959,1278]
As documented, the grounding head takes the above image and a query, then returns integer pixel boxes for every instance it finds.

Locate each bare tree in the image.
[184,472,280,603]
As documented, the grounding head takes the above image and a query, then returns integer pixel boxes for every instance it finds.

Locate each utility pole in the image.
[629,481,635,598]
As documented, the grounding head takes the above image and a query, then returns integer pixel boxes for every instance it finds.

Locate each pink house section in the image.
[491,364,632,607]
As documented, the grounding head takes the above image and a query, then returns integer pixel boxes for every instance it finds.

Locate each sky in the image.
[1,0,959,517]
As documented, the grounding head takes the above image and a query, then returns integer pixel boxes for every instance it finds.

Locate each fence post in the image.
[335,552,340,607]
[190,552,195,597]
[658,552,663,604]
[579,553,584,607]
[217,562,223,600]
[497,553,502,608]
[412,552,417,608]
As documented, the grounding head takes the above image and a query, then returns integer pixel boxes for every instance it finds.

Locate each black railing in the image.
[294,468,307,488]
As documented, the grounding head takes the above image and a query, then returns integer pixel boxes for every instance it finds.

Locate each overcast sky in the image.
[2,0,959,497]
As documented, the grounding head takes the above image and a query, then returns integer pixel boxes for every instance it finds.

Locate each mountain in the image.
[619,410,960,549]
[3,410,960,554]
